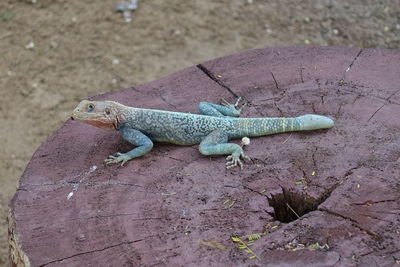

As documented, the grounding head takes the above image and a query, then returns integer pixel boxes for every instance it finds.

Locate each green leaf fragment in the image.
[231,236,240,242]
[0,11,14,21]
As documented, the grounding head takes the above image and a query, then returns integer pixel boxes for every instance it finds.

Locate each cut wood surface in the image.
[9,46,400,266]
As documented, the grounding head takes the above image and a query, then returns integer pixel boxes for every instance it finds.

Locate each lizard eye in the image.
[105,108,111,115]
[87,104,94,112]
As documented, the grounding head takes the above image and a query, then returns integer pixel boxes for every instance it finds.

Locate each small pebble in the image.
[123,11,132,22]
[67,192,74,200]
[172,29,181,36]
[304,39,310,45]
[50,40,58,49]
[384,26,390,32]
[112,58,120,65]
[241,137,250,146]
[77,234,86,241]
[25,41,35,49]
[332,29,339,35]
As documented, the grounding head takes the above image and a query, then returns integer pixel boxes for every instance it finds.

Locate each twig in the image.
[286,203,300,219]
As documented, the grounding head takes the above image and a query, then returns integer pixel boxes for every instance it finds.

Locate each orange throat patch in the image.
[85,120,116,130]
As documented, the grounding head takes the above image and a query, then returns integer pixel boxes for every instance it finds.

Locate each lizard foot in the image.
[104,152,131,166]
[220,97,247,116]
[226,152,251,169]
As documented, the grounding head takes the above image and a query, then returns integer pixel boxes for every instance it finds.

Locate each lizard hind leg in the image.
[199,130,251,169]
[198,97,246,117]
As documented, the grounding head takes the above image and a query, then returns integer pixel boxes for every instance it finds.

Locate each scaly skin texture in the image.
[71,98,334,169]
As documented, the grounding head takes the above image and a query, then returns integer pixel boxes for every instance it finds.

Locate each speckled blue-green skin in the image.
[123,108,301,145]
[114,101,334,164]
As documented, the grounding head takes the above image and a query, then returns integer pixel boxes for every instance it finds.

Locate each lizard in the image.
[71,97,334,169]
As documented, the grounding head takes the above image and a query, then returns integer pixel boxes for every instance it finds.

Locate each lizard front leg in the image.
[198,97,246,117]
[105,126,153,166]
[199,130,251,169]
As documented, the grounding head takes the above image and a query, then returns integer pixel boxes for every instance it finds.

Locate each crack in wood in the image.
[339,86,400,106]
[357,213,393,223]
[274,102,284,116]
[345,49,363,74]
[350,199,396,206]
[39,239,145,267]
[196,64,238,97]
[318,207,379,239]
[299,65,304,83]
[366,88,400,122]
[166,156,191,163]
[270,70,280,90]
[242,185,268,197]
[360,248,400,258]
[19,180,164,195]
[159,92,178,110]
[367,103,386,122]
[70,214,163,221]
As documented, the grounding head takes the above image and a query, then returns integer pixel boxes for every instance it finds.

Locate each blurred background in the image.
[0,0,399,264]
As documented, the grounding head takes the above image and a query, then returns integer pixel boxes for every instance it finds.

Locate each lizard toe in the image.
[220,98,230,106]
[226,156,244,169]
[241,153,251,161]
[104,159,115,164]
[234,96,242,107]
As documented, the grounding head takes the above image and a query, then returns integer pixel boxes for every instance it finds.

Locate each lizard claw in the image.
[226,155,243,169]
[221,97,244,107]
[234,96,242,107]
[220,97,247,116]
[241,153,251,161]
[104,152,130,166]
[220,98,231,107]
[225,152,251,169]
[238,102,247,112]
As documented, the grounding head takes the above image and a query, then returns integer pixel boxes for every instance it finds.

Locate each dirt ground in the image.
[0,0,399,264]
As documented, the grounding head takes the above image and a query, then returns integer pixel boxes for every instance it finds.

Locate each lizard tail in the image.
[232,115,334,137]
[296,114,334,130]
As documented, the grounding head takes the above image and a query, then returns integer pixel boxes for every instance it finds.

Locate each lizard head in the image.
[71,100,124,130]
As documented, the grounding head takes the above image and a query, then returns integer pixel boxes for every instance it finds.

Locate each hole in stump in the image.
[267,187,325,223]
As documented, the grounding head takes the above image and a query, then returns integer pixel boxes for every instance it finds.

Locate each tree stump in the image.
[9,47,400,266]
